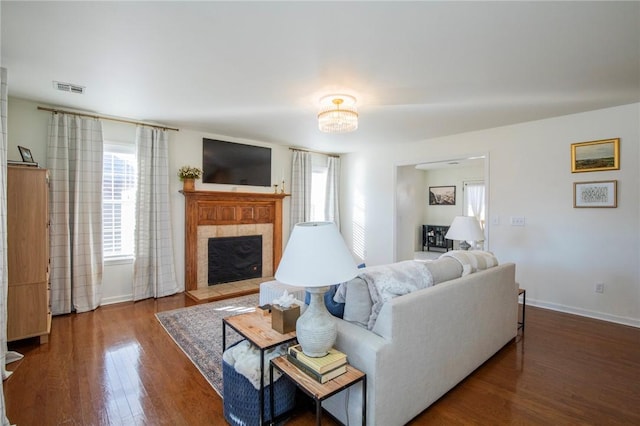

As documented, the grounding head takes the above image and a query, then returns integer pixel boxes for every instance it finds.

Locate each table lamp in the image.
[445,216,484,250]
[275,222,358,357]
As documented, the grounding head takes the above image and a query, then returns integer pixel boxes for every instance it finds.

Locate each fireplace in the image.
[181,190,288,298]
[208,235,262,285]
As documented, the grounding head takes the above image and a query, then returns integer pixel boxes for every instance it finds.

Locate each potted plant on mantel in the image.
[178,166,203,192]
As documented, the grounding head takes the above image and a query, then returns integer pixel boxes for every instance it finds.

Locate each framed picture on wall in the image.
[573,180,617,208]
[429,185,456,205]
[571,138,620,173]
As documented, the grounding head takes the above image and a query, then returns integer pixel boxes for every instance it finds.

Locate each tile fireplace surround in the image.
[181,190,288,302]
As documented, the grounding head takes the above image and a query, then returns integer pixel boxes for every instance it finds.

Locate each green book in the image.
[286,354,347,384]
[287,344,347,374]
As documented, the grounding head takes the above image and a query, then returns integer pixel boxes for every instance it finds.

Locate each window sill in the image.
[105,256,134,266]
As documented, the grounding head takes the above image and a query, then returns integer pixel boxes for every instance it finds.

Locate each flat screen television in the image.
[202,138,271,186]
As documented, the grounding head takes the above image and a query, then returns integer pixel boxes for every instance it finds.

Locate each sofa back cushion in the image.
[440,250,498,275]
[341,277,372,328]
[420,257,463,284]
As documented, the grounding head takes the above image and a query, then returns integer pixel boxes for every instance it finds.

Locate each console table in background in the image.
[422,225,453,252]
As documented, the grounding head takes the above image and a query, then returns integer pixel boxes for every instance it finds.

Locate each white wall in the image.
[422,165,484,225]
[7,96,291,304]
[9,96,639,326]
[395,165,425,260]
[342,103,640,327]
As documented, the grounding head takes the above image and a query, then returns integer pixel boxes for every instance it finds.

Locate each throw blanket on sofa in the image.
[360,260,433,330]
[440,250,498,276]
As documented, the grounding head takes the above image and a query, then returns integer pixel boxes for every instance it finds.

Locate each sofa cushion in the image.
[440,250,498,276]
[361,260,434,329]
[421,257,463,284]
[304,263,365,319]
[341,277,372,328]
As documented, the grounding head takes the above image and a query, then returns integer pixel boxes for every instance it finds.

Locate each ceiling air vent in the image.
[53,81,85,94]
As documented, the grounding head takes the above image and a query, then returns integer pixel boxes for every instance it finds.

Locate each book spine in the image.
[287,354,332,384]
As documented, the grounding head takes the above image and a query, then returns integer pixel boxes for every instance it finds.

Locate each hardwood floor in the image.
[5,294,639,425]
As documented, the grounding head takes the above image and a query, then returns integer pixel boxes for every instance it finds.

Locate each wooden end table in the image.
[269,355,366,426]
[223,311,298,425]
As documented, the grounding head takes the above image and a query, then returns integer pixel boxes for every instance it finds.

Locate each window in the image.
[464,181,486,227]
[309,153,328,222]
[103,142,137,258]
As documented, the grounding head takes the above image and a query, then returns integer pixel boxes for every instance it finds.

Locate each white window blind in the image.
[103,142,137,258]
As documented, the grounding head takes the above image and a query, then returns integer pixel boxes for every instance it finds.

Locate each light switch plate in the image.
[510,216,526,226]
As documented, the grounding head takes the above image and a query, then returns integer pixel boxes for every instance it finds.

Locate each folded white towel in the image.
[222,340,288,389]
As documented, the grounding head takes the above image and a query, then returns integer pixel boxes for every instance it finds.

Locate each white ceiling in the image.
[2,1,639,153]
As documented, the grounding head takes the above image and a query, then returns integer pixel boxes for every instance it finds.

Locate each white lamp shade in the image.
[445,216,485,242]
[275,222,358,287]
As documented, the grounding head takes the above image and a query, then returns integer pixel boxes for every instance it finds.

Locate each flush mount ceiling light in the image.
[317,94,358,133]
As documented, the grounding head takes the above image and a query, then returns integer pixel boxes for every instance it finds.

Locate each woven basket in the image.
[223,345,296,426]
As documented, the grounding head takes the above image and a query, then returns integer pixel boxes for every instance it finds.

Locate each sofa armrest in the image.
[324,319,391,425]
[334,319,389,368]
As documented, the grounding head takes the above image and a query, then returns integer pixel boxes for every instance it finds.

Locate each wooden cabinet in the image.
[7,166,51,344]
[423,225,453,252]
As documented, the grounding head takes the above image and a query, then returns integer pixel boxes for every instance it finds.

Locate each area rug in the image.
[156,294,259,396]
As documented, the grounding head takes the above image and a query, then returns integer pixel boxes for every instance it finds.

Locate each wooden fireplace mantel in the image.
[181,190,289,293]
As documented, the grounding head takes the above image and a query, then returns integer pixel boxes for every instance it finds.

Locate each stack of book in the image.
[286,344,347,384]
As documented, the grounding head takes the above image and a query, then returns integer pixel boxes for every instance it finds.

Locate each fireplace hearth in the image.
[208,235,263,285]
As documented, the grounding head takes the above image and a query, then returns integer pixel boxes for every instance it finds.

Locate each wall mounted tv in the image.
[202,138,272,187]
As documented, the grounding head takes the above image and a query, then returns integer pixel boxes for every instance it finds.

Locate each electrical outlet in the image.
[510,216,526,226]
[491,216,500,226]
[595,283,605,293]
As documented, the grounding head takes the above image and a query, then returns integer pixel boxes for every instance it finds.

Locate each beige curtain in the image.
[0,67,13,425]
[47,113,104,314]
[133,126,179,300]
[290,149,312,229]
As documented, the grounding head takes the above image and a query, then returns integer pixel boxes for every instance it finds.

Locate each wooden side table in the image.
[223,311,298,425]
[518,288,526,332]
[269,355,366,426]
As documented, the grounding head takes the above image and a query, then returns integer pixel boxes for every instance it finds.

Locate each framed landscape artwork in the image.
[17,145,34,163]
[573,180,617,208]
[429,186,456,205]
[571,138,619,173]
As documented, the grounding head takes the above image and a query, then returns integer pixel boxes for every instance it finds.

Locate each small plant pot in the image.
[182,178,195,192]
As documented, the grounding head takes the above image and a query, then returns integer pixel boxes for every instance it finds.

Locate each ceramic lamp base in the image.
[296,286,336,357]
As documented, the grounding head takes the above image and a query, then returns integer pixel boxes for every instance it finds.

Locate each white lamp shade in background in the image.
[445,216,485,250]
[275,221,358,357]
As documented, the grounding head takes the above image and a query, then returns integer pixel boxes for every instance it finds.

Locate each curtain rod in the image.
[37,106,179,132]
[289,147,340,157]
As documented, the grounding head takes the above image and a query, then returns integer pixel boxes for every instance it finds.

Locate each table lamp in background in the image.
[445,216,485,250]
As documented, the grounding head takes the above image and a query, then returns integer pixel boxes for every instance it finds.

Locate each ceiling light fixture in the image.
[318,94,358,133]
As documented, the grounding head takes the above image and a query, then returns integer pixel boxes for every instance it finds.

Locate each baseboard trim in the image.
[527,298,640,328]
[101,294,134,306]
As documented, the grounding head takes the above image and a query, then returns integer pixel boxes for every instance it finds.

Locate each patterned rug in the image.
[156,293,260,396]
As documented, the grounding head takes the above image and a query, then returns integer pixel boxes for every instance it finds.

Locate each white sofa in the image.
[322,261,518,425]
